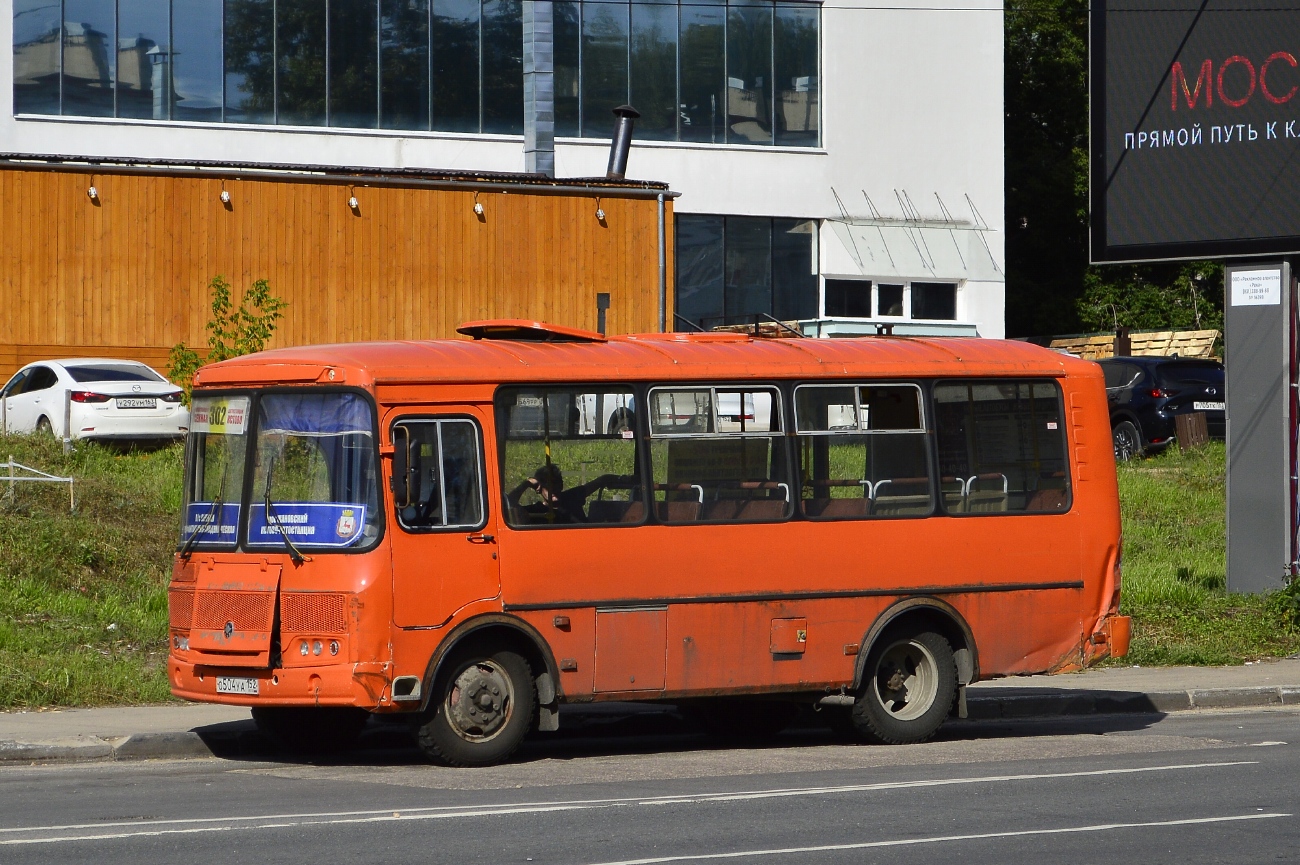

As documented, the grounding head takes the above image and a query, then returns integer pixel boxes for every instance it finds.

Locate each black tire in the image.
[251,706,369,755]
[1113,420,1143,461]
[692,699,799,741]
[851,629,956,745]
[417,647,535,767]
[607,407,635,435]
[35,417,53,437]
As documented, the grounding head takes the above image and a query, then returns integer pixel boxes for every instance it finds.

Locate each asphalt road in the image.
[1,707,1297,865]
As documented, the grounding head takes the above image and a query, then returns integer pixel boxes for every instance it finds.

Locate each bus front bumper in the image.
[169,657,394,709]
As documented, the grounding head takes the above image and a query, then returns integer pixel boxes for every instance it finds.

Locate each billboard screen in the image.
[1092,0,1300,261]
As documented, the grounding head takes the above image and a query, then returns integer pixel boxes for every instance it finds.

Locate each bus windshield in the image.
[248,392,381,551]
[180,395,252,549]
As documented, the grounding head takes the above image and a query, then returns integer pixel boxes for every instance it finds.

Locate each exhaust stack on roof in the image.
[606,105,640,180]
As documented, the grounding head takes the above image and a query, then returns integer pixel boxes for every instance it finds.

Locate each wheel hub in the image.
[872,639,939,722]
[446,662,513,741]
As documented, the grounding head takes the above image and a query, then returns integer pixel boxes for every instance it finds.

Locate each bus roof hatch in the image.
[457,319,607,343]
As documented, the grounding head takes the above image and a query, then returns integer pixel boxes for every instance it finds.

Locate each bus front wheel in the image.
[851,629,956,745]
[417,647,535,767]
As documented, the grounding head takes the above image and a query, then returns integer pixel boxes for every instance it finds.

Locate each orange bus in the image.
[168,321,1129,765]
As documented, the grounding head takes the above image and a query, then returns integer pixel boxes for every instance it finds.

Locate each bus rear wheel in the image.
[851,629,956,745]
[417,647,535,767]
[251,706,369,755]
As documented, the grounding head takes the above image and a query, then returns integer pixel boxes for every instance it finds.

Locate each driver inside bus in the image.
[507,464,628,523]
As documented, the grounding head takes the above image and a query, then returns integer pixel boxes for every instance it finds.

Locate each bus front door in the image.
[388,411,501,628]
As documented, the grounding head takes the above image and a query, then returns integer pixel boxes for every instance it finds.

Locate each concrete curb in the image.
[0,685,1296,766]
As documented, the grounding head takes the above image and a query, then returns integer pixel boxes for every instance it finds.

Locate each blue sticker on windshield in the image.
[183,503,241,542]
[247,503,367,548]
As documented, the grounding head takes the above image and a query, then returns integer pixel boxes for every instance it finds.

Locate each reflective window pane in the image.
[13,0,62,114]
[330,0,378,127]
[675,214,724,329]
[878,283,903,316]
[381,0,430,129]
[225,0,275,123]
[554,0,580,136]
[432,0,480,132]
[581,2,628,137]
[117,0,170,119]
[482,0,522,133]
[726,3,772,144]
[912,282,957,320]
[772,217,817,320]
[630,3,676,140]
[63,0,116,117]
[724,216,771,322]
[774,3,817,145]
[678,3,724,143]
[277,0,327,126]
[825,278,871,318]
[172,0,223,121]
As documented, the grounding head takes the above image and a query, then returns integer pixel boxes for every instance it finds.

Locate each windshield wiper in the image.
[180,462,228,560]
[263,458,312,565]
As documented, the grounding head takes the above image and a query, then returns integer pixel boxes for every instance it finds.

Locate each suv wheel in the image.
[1113,420,1142,461]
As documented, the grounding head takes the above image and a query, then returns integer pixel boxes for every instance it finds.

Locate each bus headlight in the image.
[299,641,309,656]
[329,640,339,656]
[313,640,323,656]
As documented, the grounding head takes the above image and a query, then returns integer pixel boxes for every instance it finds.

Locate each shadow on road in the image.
[193,694,1168,768]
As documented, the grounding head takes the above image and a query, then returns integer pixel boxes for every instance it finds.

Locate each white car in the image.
[1,359,189,442]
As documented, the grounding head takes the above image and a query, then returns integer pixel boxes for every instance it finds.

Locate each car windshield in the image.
[66,364,165,383]
[179,395,252,549]
[247,392,381,551]
[1156,362,1223,388]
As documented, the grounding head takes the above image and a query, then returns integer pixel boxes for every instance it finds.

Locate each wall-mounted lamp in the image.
[347,187,360,214]
[348,195,359,210]
[473,191,485,217]
[87,185,98,201]
[594,197,606,222]
[220,189,231,205]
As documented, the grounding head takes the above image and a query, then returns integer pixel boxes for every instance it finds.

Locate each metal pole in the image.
[657,192,666,332]
[63,390,72,454]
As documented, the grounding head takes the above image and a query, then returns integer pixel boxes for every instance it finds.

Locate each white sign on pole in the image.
[1230,269,1282,306]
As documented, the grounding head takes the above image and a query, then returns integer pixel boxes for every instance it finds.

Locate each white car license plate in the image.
[216,676,260,695]
[1193,401,1225,411]
[116,397,157,409]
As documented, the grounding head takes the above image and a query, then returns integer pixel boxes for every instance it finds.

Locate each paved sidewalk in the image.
[2,659,1298,766]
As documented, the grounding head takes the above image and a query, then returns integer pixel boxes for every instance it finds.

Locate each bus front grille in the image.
[168,588,194,630]
[193,591,275,631]
[280,593,348,634]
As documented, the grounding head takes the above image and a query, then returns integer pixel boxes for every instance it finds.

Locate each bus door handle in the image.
[467,533,496,544]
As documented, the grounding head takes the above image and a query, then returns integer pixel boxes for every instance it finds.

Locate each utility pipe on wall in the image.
[657,192,666,332]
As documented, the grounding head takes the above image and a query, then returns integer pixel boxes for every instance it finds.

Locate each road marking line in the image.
[0,760,1257,845]
[587,813,1293,865]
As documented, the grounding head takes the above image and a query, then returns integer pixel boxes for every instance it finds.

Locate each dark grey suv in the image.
[1097,356,1225,459]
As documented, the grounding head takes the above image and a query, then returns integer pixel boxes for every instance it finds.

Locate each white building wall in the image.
[0,0,1005,336]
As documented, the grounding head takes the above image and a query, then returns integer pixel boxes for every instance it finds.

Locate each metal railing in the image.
[2,455,75,511]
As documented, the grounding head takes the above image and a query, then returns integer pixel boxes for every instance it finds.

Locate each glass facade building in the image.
[13,0,818,144]
[676,213,818,329]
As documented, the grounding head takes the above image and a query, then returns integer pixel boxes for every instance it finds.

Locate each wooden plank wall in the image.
[0,167,674,380]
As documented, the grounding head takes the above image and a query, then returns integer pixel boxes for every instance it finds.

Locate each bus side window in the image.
[497,387,643,527]
[794,383,933,519]
[932,380,1071,515]
[392,419,486,531]
[648,386,792,523]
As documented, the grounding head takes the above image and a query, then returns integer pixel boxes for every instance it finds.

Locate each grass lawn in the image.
[0,430,1295,709]
[1114,440,1300,666]
[0,435,180,707]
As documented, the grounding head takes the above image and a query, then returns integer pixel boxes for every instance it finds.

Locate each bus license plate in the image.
[116,398,157,409]
[1193,401,1225,411]
[216,676,260,695]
